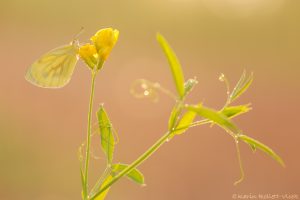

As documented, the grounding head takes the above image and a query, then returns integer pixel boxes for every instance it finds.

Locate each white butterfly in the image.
[25,40,79,88]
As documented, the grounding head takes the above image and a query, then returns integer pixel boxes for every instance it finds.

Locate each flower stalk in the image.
[83,69,97,199]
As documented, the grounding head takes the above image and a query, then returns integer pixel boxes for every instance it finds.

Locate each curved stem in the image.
[84,71,97,199]
[89,131,171,200]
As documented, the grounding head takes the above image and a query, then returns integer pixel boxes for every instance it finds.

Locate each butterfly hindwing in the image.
[25,43,78,88]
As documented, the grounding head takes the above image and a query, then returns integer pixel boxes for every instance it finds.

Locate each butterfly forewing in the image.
[25,43,78,88]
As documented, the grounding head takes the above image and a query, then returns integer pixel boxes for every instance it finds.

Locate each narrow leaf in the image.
[229,71,253,103]
[187,104,240,135]
[172,110,197,135]
[97,105,115,164]
[221,104,252,119]
[80,166,86,199]
[94,175,113,200]
[239,134,285,167]
[112,163,145,185]
[157,33,185,98]
[168,103,182,131]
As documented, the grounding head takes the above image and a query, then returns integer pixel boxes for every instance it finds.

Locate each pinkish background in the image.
[0,0,299,199]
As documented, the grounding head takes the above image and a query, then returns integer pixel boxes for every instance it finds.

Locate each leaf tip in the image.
[156,32,163,41]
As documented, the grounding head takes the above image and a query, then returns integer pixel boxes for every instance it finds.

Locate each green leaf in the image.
[157,33,185,98]
[80,166,86,199]
[239,134,285,167]
[221,104,252,118]
[248,142,257,152]
[172,110,197,136]
[97,105,115,164]
[112,163,145,185]
[184,78,198,97]
[187,104,240,135]
[94,175,113,200]
[168,103,182,131]
[229,71,253,103]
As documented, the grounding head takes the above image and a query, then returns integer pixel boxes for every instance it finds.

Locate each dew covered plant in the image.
[25,27,284,200]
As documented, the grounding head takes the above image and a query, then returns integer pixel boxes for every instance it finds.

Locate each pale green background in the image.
[0,0,299,199]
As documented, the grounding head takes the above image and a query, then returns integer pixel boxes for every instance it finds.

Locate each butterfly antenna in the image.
[71,27,85,47]
[73,27,85,40]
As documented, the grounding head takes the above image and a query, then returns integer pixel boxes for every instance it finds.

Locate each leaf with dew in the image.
[97,105,115,164]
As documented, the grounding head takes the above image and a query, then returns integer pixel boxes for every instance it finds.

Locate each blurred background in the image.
[0,0,299,199]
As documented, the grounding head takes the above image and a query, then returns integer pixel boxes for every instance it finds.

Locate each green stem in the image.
[84,71,97,199]
[89,131,171,200]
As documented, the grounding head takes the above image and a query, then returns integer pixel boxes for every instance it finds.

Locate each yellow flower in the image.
[91,28,119,60]
[78,44,98,69]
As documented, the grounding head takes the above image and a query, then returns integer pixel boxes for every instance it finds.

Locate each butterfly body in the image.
[25,41,79,88]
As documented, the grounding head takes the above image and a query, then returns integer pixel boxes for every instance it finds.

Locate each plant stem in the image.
[84,71,97,199]
[89,131,171,200]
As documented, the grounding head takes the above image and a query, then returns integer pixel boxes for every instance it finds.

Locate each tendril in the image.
[234,137,245,186]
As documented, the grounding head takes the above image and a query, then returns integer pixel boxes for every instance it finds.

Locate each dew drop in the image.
[141,83,148,89]
[219,73,225,82]
[144,90,150,96]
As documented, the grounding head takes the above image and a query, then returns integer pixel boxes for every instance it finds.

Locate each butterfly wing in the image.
[25,43,79,88]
